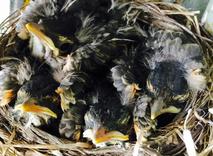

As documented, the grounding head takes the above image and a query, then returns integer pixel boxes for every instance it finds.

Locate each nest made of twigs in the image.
[0,1,212,156]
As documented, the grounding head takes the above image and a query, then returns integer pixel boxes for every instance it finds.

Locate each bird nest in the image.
[0,1,212,156]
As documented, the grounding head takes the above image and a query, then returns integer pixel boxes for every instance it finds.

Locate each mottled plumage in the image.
[145,29,206,119]
[83,80,132,146]
[133,95,156,142]
[130,28,206,144]
[56,71,90,111]
[7,0,206,148]
[0,58,33,106]
[59,101,88,140]
[111,65,140,106]
[13,73,60,127]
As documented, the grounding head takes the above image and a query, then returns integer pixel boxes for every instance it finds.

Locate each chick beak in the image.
[14,101,57,118]
[0,89,14,106]
[151,98,181,120]
[25,23,59,56]
[55,87,71,112]
[83,127,129,144]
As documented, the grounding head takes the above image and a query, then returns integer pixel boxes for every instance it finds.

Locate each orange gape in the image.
[0,89,14,106]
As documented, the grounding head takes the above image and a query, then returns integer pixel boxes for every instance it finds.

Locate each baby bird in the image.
[13,72,61,127]
[55,69,90,111]
[83,80,132,146]
[132,28,206,144]
[145,29,206,120]
[16,0,112,58]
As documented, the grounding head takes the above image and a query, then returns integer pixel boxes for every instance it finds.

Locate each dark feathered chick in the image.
[16,0,112,58]
[0,58,33,106]
[110,24,150,107]
[83,80,132,146]
[145,29,206,120]
[13,73,60,127]
[16,0,137,61]
[16,0,111,33]
[59,101,88,141]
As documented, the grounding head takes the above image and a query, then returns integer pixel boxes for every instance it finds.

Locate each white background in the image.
[0,1,10,23]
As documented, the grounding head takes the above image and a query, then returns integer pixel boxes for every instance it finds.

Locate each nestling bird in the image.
[145,29,206,120]
[131,28,206,144]
[16,0,112,58]
[110,24,151,107]
[83,79,132,146]
[13,72,61,127]
[55,69,91,111]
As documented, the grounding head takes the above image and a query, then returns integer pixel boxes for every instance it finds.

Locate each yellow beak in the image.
[25,23,59,56]
[15,102,57,118]
[83,128,129,144]
[94,131,129,144]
